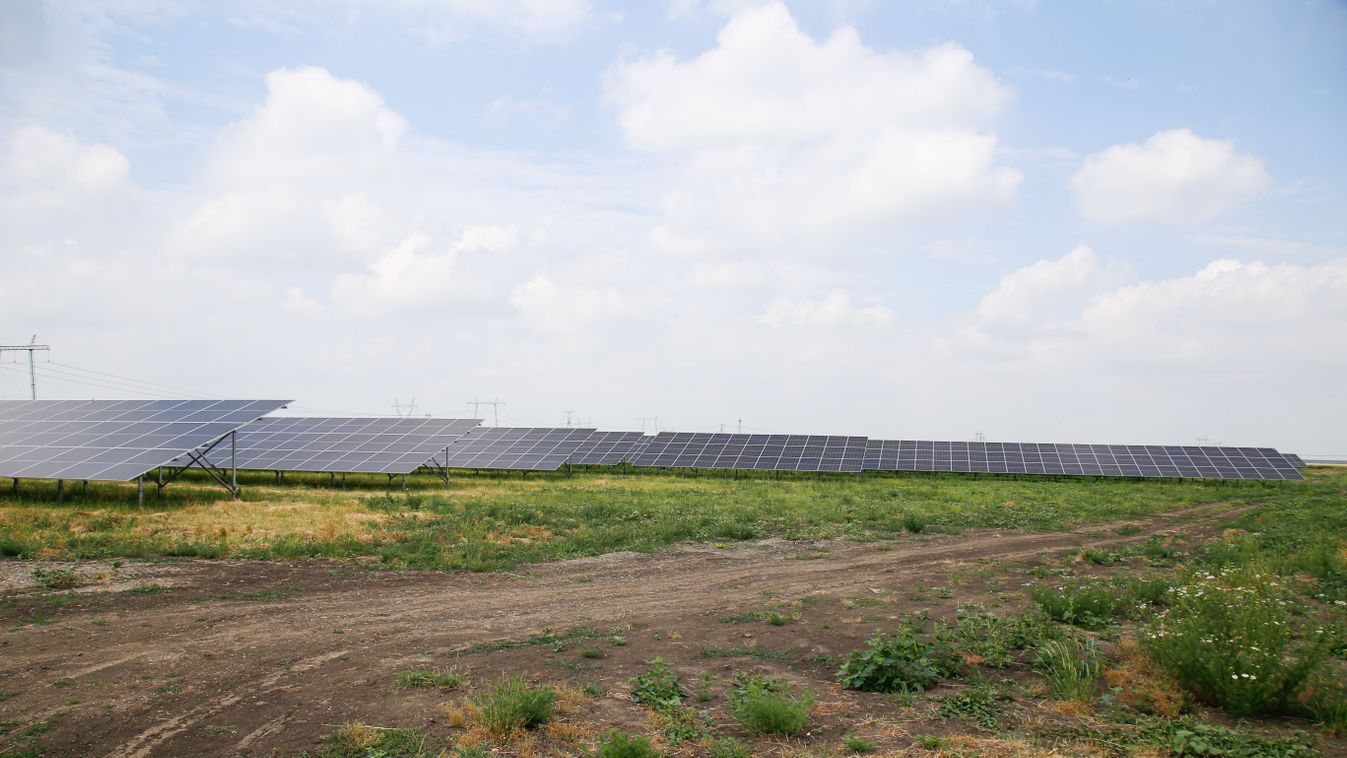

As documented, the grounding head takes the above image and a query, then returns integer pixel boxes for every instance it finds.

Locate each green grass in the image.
[1,466,1329,573]
[471,676,555,736]
[726,674,813,736]
[393,668,466,690]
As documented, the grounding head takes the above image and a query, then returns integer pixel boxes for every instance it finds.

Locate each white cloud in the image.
[397,0,592,41]
[1071,129,1269,225]
[609,3,1008,150]
[974,245,1124,329]
[333,227,519,313]
[284,287,326,317]
[211,66,405,186]
[606,2,1019,252]
[757,289,893,328]
[1,126,128,207]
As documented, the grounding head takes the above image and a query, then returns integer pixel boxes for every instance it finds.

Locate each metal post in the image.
[82,480,88,494]
[158,465,164,495]
[11,478,16,493]
[402,473,408,492]
[137,476,143,506]
[444,447,451,489]
[341,472,346,489]
[230,430,238,499]
[57,479,63,502]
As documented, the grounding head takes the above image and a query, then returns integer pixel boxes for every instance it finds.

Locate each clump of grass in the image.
[1030,579,1131,629]
[902,512,927,533]
[1304,676,1347,736]
[323,722,436,757]
[31,567,80,590]
[579,648,605,659]
[394,668,466,690]
[935,604,1058,667]
[1034,636,1101,702]
[1143,566,1330,717]
[1102,639,1185,717]
[593,730,659,758]
[705,737,751,758]
[838,618,958,694]
[472,675,556,737]
[938,675,1004,729]
[125,583,165,595]
[844,733,877,753]
[727,674,813,736]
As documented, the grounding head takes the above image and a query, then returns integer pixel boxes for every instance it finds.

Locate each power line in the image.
[0,336,50,400]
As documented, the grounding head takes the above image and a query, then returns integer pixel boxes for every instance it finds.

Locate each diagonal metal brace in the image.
[158,431,239,498]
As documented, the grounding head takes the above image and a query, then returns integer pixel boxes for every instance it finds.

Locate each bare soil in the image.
[0,501,1332,757]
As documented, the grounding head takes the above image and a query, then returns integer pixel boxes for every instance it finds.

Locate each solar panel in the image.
[437,427,597,471]
[861,440,1303,481]
[181,416,482,474]
[0,399,289,482]
[1284,453,1306,468]
[632,432,868,473]
[566,431,651,466]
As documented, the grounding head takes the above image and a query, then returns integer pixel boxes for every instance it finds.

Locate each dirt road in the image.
[0,502,1253,756]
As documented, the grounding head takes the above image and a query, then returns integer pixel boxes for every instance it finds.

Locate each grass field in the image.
[1,467,1345,756]
[0,466,1332,571]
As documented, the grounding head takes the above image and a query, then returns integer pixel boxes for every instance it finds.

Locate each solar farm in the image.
[1,398,1344,756]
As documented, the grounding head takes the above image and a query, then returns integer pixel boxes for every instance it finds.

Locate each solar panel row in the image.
[0,399,1310,484]
[197,416,482,474]
[437,427,597,471]
[632,432,868,472]
[861,440,1301,480]
[1284,453,1306,468]
[0,399,288,482]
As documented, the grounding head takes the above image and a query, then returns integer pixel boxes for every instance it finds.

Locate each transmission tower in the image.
[0,335,50,400]
[392,397,417,417]
[468,397,505,426]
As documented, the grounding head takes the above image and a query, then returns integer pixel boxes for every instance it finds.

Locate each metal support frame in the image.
[156,430,241,499]
[427,448,452,489]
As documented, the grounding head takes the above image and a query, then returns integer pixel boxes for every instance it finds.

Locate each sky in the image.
[1,0,1345,454]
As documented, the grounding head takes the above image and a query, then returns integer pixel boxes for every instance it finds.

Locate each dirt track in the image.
[0,502,1253,756]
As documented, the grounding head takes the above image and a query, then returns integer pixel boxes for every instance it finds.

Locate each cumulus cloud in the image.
[333,226,519,313]
[974,246,1125,330]
[606,1,1020,251]
[1,126,128,208]
[1071,129,1269,225]
[757,289,893,328]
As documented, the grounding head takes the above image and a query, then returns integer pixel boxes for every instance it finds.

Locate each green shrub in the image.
[935,605,1057,667]
[0,537,30,558]
[838,620,956,693]
[902,513,927,533]
[844,733,877,753]
[31,567,79,590]
[726,675,813,736]
[630,658,685,710]
[1030,579,1130,629]
[1157,720,1317,757]
[1033,636,1101,702]
[1144,567,1329,716]
[473,676,556,735]
[938,676,1003,729]
[593,730,659,758]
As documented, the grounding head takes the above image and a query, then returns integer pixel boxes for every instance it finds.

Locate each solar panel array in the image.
[862,440,1303,480]
[633,432,868,472]
[566,431,650,466]
[0,399,288,482]
[437,427,596,471]
[1284,453,1306,468]
[184,416,482,474]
